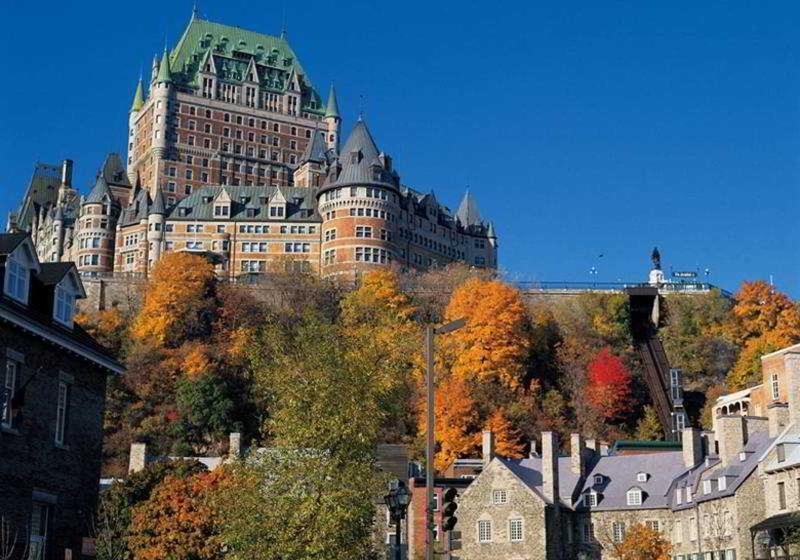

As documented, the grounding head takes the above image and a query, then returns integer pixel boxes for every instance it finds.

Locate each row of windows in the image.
[182,104,316,138]
[476,519,524,544]
[354,247,389,264]
[322,187,396,203]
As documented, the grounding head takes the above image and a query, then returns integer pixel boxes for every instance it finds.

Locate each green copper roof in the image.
[168,16,323,113]
[325,84,340,119]
[156,48,172,84]
[130,78,145,112]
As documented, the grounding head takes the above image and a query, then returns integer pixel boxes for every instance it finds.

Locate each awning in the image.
[751,512,800,533]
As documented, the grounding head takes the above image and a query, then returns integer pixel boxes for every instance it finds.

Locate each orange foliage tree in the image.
[419,375,480,472]
[128,470,226,560]
[726,281,800,389]
[485,408,526,459]
[613,523,672,560]
[130,252,217,348]
[585,347,632,421]
[441,278,531,390]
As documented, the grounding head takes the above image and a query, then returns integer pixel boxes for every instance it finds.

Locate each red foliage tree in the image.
[585,347,632,421]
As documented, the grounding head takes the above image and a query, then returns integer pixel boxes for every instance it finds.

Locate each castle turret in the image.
[147,186,166,268]
[317,119,399,279]
[128,76,146,183]
[293,128,331,188]
[52,205,65,261]
[324,85,341,152]
[78,171,120,275]
[151,47,173,185]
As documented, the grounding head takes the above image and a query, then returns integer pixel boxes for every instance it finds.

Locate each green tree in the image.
[634,406,663,441]
[173,374,238,455]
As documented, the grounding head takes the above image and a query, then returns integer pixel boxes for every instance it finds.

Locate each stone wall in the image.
[78,276,146,313]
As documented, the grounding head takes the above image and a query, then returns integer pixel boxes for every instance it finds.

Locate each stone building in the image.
[11,13,498,280]
[0,233,123,559]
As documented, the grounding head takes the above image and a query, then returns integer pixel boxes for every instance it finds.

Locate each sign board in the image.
[672,271,698,278]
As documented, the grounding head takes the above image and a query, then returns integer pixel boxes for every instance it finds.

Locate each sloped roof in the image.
[300,129,330,164]
[456,190,482,227]
[85,176,114,204]
[15,163,63,231]
[323,120,396,189]
[325,84,340,119]
[99,153,132,189]
[156,48,172,84]
[0,233,28,256]
[168,16,323,112]
[150,187,166,215]
[168,185,319,222]
[130,78,145,112]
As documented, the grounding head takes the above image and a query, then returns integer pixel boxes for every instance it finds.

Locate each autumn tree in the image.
[634,406,663,441]
[613,523,672,560]
[129,470,226,560]
[76,307,129,357]
[441,278,531,390]
[586,347,633,421]
[726,281,800,389]
[485,408,526,459]
[130,252,217,348]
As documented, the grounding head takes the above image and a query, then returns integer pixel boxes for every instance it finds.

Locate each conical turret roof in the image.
[456,190,482,227]
[156,47,172,84]
[300,129,330,164]
[85,175,114,204]
[325,84,340,119]
[324,119,388,188]
[150,186,166,215]
[130,77,145,112]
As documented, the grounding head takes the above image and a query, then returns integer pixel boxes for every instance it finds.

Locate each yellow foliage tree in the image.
[485,408,525,458]
[181,342,213,380]
[725,281,800,389]
[419,375,480,472]
[613,523,672,560]
[130,252,216,348]
[441,278,531,390]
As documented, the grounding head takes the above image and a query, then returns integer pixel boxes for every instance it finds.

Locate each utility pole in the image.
[425,319,465,560]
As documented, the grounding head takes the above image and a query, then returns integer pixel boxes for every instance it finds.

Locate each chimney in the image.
[768,403,790,437]
[682,428,702,468]
[529,439,539,458]
[61,159,73,188]
[229,432,242,459]
[129,442,148,474]
[570,433,585,476]
[482,430,495,467]
[787,352,800,426]
[585,439,597,453]
[541,432,559,504]
[599,442,610,456]
[716,416,747,468]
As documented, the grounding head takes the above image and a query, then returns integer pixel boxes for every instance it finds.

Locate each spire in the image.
[300,129,329,164]
[130,77,145,112]
[150,186,166,215]
[456,190,482,227]
[85,175,113,204]
[487,221,497,238]
[156,47,172,84]
[325,84,340,119]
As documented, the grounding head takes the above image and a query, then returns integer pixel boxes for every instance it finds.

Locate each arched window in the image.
[626,487,643,506]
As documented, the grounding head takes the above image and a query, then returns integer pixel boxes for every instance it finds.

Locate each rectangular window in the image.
[492,489,507,505]
[509,519,523,542]
[4,257,29,303]
[55,381,68,445]
[674,520,682,543]
[478,520,492,543]
[54,286,75,326]
[355,226,373,238]
[689,517,697,541]
[772,373,780,400]
[582,521,594,543]
[28,503,50,560]
[645,520,660,533]
[612,522,626,544]
[2,360,16,428]
[779,481,787,510]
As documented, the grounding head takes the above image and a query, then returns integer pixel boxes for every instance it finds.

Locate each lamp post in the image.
[384,481,410,560]
[425,318,466,560]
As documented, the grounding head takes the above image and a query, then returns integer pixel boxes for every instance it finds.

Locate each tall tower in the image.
[78,175,120,275]
[151,47,173,162]
[128,77,146,183]
[317,119,399,279]
[324,85,341,152]
[146,186,166,268]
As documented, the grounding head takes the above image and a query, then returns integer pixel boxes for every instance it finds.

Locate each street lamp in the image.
[425,318,466,560]
[384,481,411,560]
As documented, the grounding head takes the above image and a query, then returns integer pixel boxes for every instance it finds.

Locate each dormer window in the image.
[778,443,786,462]
[637,472,649,483]
[626,488,643,506]
[718,477,727,491]
[585,490,598,507]
[675,488,683,505]
[54,284,76,327]
[702,480,712,495]
[593,475,604,486]
[4,255,29,304]
[214,204,230,217]
[269,205,285,218]
[739,451,748,462]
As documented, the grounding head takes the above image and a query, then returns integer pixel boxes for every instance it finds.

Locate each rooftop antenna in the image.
[358,94,365,121]
[280,3,287,39]
[191,2,198,19]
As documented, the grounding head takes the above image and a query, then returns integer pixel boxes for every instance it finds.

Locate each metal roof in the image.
[167,184,319,222]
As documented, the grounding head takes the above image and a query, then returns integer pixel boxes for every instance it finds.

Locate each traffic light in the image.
[441,487,458,532]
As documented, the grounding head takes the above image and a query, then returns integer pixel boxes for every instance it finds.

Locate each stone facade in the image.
[0,233,122,559]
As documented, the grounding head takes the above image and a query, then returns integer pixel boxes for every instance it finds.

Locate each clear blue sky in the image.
[2,1,798,295]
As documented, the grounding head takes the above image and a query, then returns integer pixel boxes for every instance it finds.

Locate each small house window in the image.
[4,255,29,304]
[478,520,492,543]
[702,480,712,495]
[637,472,648,483]
[509,519,523,542]
[772,373,780,400]
[612,522,626,543]
[492,490,507,505]
[626,488,642,506]
[2,360,17,428]
[593,475,604,486]
[55,381,69,445]
[54,285,75,327]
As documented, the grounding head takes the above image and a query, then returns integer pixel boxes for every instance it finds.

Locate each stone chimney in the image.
[716,416,747,468]
[682,428,702,468]
[529,439,539,458]
[768,403,790,438]
[61,159,73,188]
[542,432,560,504]
[482,430,495,467]
[787,351,800,426]
[570,433,585,476]
[229,432,242,459]
[129,442,148,474]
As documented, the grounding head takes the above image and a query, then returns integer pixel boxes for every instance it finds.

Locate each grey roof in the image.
[456,190,482,227]
[300,128,330,164]
[37,262,76,286]
[325,84,340,119]
[14,163,63,230]
[579,451,687,510]
[120,188,151,226]
[0,233,28,256]
[487,221,497,238]
[671,428,773,510]
[763,426,800,472]
[99,153,132,189]
[167,185,319,222]
[85,176,114,204]
[150,187,166,215]
[500,456,582,507]
[322,120,396,189]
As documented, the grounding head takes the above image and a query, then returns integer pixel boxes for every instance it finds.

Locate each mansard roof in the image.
[167,185,319,222]
[168,16,323,112]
